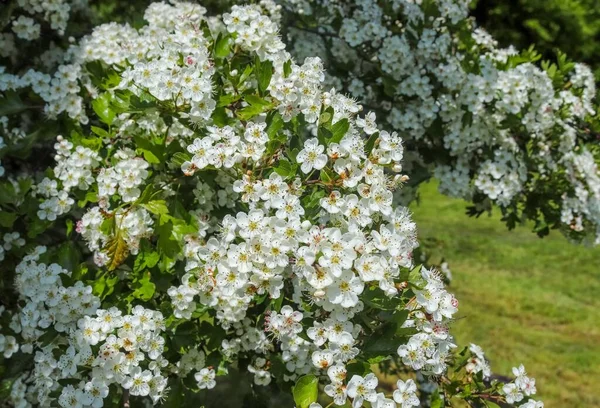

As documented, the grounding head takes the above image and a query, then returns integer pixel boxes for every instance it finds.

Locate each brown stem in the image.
[122,389,130,408]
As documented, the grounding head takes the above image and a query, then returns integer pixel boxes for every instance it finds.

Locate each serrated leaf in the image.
[104,233,129,271]
[131,273,156,301]
[144,251,160,268]
[141,200,169,215]
[92,272,119,299]
[292,375,318,408]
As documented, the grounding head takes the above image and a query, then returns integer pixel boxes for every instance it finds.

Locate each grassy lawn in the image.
[410,181,600,408]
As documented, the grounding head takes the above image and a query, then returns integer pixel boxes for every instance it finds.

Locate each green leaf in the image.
[345,361,370,379]
[238,104,268,121]
[362,323,400,357]
[0,211,16,228]
[218,93,241,107]
[38,328,59,346]
[163,378,184,408]
[362,287,399,311]
[239,65,253,85]
[430,389,443,408]
[365,132,379,156]
[170,152,192,168]
[92,93,115,125]
[244,95,270,107]
[381,77,398,98]
[273,159,298,178]
[172,321,199,349]
[66,219,74,238]
[212,106,229,126]
[266,111,284,138]
[273,159,293,178]
[92,272,119,300]
[57,242,81,273]
[27,218,50,238]
[0,181,16,204]
[320,167,334,183]
[91,126,110,138]
[292,375,318,408]
[77,133,103,151]
[256,58,274,95]
[0,91,29,116]
[214,34,232,58]
[131,273,156,301]
[141,200,169,215]
[137,184,162,204]
[134,135,163,164]
[157,219,181,259]
[317,126,333,145]
[270,294,284,312]
[143,251,160,268]
[331,118,350,144]
[283,59,292,78]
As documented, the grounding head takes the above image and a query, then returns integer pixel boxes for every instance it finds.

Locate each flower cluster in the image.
[11,247,99,347]
[397,267,457,374]
[281,0,600,243]
[62,306,168,404]
[503,365,539,405]
[11,16,41,41]
[2,64,88,121]
[36,136,99,221]
[465,344,492,379]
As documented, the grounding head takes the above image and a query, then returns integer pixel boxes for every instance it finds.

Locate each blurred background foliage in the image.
[471,0,600,80]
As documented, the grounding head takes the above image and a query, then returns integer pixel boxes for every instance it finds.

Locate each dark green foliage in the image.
[472,0,600,80]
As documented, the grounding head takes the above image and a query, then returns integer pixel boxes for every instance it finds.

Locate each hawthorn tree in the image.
[0,1,595,408]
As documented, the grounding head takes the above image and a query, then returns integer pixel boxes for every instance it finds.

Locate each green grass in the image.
[410,181,600,408]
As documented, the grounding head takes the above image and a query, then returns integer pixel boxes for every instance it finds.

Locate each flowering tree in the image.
[0,0,588,407]
[280,0,600,244]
